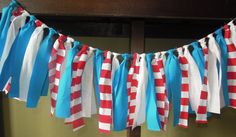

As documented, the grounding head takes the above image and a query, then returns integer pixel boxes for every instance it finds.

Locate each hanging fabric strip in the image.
[127,53,139,127]
[0,1,19,59]
[81,50,97,117]
[26,28,57,107]
[132,54,148,129]
[0,1,17,35]
[93,49,104,107]
[165,49,182,126]
[112,54,130,131]
[207,34,222,114]
[0,9,28,93]
[55,41,80,118]
[111,53,120,81]
[64,45,89,131]
[196,38,209,123]
[191,42,205,80]
[98,51,113,133]
[19,20,46,101]
[0,10,29,76]
[177,47,190,128]
[229,21,236,46]
[146,53,161,131]
[155,52,169,130]
[224,24,236,109]
[48,35,67,114]
[1,15,36,97]
[215,28,230,107]
[183,45,202,113]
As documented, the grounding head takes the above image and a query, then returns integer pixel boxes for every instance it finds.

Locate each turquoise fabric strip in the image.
[26,28,57,107]
[112,54,130,131]
[165,49,182,126]
[93,49,104,107]
[55,41,81,118]
[0,1,18,59]
[145,53,161,131]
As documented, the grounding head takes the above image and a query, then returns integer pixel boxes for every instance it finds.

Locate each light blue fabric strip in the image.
[190,41,212,117]
[112,54,130,131]
[0,1,18,59]
[26,28,57,108]
[7,16,36,98]
[215,28,230,106]
[164,49,182,126]
[55,41,80,118]
[93,49,104,107]
[145,53,161,131]
[191,42,205,80]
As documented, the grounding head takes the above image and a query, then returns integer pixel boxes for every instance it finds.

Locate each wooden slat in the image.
[130,21,145,53]
[127,21,144,137]
[1,0,236,19]
[127,126,141,137]
[34,16,227,39]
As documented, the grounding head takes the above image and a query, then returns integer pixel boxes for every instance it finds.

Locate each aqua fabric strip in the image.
[0,1,18,59]
[112,54,130,131]
[26,28,57,107]
[55,41,80,118]
[6,16,36,98]
[191,42,205,80]
[145,53,161,131]
[41,75,49,96]
[164,49,182,126]
[191,41,212,117]
[93,49,104,107]
[215,28,230,106]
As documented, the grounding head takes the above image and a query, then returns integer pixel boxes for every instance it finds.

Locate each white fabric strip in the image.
[111,53,120,80]
[19,23,46,101]
[207,34,222,114]
[81,51,97,117]
[183,45,202,113]
[0,11,29,73]
[229,21,236,46]
[132,53,148,129]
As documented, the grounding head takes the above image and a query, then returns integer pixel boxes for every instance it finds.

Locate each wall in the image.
[2,37,236,137]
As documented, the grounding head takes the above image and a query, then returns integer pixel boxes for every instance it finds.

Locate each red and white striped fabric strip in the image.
[48,35,67,115]
[196,39,209,123]
[127,55,135,127]
[127,53,140,128]
[224,24,236,109]
[156,53,169,130]
[98,51,113,133]
[177,49,190,128]
[64,45,89,131]
[3,77,12,94]
[152,55,166,130]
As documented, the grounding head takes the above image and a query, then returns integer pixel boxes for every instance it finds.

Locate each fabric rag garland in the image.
[1,1,236,133]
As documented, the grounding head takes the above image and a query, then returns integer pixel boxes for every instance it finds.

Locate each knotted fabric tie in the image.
[224,24,236,109]
[48,35,67,114]
[196,39,209,123]
[98,50,113,133]
[127,53,140,127]
[177,48,190,128]
[64,45,89,131]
